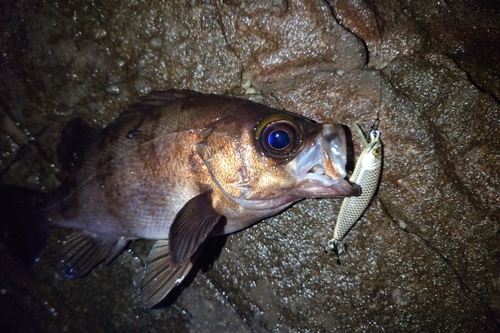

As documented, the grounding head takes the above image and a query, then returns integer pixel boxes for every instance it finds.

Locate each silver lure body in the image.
[329,124,383,251]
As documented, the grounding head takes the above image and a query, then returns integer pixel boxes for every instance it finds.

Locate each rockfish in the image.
[0,90,360,307]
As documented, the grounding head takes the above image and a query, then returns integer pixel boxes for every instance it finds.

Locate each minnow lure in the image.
[328,124,383,253]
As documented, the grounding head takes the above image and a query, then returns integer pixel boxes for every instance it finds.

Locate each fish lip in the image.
[296,177,361,197]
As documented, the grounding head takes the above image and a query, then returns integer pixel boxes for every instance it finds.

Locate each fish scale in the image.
[329,124,383,252]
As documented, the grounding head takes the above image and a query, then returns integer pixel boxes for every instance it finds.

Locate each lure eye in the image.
[256,115,301,158]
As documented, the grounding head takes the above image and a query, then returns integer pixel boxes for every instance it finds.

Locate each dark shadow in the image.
[343,125,355,173]
[151,234,229,309]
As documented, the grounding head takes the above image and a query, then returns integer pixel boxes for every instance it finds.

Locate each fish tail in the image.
[0,185,51,268]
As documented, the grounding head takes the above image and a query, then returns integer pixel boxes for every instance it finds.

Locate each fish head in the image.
[197,102,360,213]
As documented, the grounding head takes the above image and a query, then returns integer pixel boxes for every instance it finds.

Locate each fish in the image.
[328,124,383,254]
[0,89,361,307]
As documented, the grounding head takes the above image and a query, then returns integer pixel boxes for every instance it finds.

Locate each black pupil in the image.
[268,130,291,150]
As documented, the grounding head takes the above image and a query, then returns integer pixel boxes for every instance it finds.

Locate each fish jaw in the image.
[285,124,360,199]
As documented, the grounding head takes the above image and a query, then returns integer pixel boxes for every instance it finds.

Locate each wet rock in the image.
[1,0,499,332]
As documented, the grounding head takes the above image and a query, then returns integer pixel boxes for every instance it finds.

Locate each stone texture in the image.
[1,0,499,332]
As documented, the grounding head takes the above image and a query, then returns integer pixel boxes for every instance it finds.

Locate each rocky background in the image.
[1,0,499,332]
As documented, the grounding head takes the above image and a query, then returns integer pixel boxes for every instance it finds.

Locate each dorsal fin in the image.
[56,118,100,169]
[118,89,204,117]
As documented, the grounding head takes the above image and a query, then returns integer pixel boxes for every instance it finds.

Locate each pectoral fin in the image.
[62,231,128,278]
[138,240,196,308]
[138,190,225,308]
[169,190,224,265]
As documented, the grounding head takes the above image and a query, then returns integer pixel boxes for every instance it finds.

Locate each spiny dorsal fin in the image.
[119,89,203,117]
[56,118,99,169]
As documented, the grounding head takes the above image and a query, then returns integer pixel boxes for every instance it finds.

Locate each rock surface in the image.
[1,0,499,332]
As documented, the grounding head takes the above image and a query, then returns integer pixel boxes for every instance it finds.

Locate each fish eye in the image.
[256,114,301,158]
[268,129,291,149]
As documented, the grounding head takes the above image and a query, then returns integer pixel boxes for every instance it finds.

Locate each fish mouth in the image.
[286,124,360,197]
[299,164,359,197]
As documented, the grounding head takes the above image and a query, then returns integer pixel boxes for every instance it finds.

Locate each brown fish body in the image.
[0,90,360,307]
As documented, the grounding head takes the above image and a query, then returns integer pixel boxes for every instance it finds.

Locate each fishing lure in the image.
[328,124,383,253]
